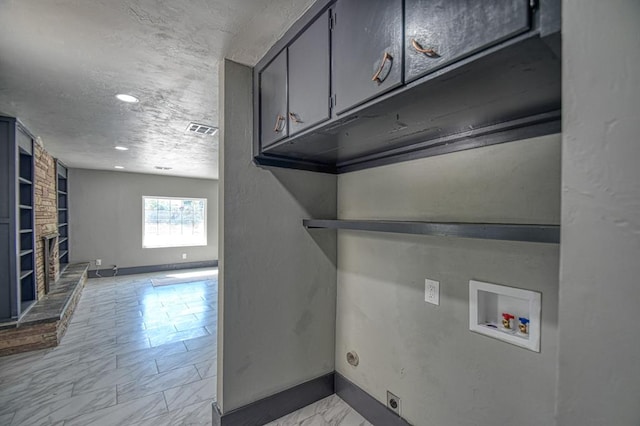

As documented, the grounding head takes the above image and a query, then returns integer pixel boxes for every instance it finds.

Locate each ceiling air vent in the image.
[186,122,218,136]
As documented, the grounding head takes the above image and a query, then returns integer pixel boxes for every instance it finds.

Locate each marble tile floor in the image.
[0,268,371,426]
[0,269,218,426]
[266,394,373,426]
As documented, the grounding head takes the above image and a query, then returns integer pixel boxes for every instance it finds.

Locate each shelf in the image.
[58,223,68,227]
[20,270,33,280]
[18,177,32,185]
[303,219,560,244]
[19,204,32,210]
[19,229,33,234]
[20,250,33,257]
[59,250,69,258]
[59,237,68,244]
[58,208,67,211]
[20,300,36,315]
[58,191,67,195]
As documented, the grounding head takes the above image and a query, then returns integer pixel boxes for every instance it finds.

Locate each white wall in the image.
[557,1,640,424]
[217,60,337,412]
[68,168,218,269]
[337,135,561,426]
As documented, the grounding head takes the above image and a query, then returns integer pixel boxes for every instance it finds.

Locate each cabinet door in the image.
[288,11,331,136]
[332,0,403,115]
[405,0,530,83]
[260,50,288,148]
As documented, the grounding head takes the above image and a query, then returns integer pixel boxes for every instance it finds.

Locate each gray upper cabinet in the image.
[332,0,403,115]
[405,0,531,83]
[253,0,560,174]
[260,50,288,148]
[288,11,331,136]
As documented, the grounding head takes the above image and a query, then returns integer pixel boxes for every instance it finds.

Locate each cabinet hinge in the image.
[329,11,335,30]
[529,0,537,9]
[330,94,336,110]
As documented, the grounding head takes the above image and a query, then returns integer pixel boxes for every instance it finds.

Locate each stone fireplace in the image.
[0,142,87,357]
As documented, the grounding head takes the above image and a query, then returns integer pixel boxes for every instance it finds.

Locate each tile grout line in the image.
[161,390,170,417]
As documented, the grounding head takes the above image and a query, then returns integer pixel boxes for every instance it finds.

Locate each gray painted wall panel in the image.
[0,121,11,219]
[0,118,19,320]
[68,169,218,269]
[16,128,32,155]
[218,59,337,412]
[557,1,640,424]
[336,135,561,425]
[0,225,11,318]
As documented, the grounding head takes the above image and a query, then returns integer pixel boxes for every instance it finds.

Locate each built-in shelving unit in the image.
[17,128,37,315]
[303,219,560,244]
[1,116,40,321]
[57,162,69,268]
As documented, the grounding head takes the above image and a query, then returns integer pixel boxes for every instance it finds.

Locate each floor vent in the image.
[186,122,218,136]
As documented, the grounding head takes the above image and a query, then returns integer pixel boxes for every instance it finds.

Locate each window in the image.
[143,196,207,248]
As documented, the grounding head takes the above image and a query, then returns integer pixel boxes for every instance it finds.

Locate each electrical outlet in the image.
[182,253,187,260]
[387,391,401,415]
[425,278,440,305]
[95,259,102,266]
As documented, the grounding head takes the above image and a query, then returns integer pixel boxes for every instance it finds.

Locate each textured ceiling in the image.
[0,0,314,179]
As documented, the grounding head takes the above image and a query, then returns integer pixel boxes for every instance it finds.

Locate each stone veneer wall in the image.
[34,142,59,298]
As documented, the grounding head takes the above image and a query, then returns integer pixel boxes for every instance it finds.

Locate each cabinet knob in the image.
[372,52,393,83]
[411,39,440,58]
[273,114,285,133]
[288,112,303,124]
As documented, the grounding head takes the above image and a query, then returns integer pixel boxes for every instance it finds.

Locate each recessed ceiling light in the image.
[155,166,172,170]
[114,146,129,151]
[116,94,139,103]
[114,166,125,169]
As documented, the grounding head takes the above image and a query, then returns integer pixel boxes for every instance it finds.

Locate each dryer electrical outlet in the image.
[425,279,440,305]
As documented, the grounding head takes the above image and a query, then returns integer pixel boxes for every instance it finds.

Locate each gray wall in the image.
[217,59,337,412]
[336,135,561,426]
[68,168,218,269]
[557,1,640,424]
